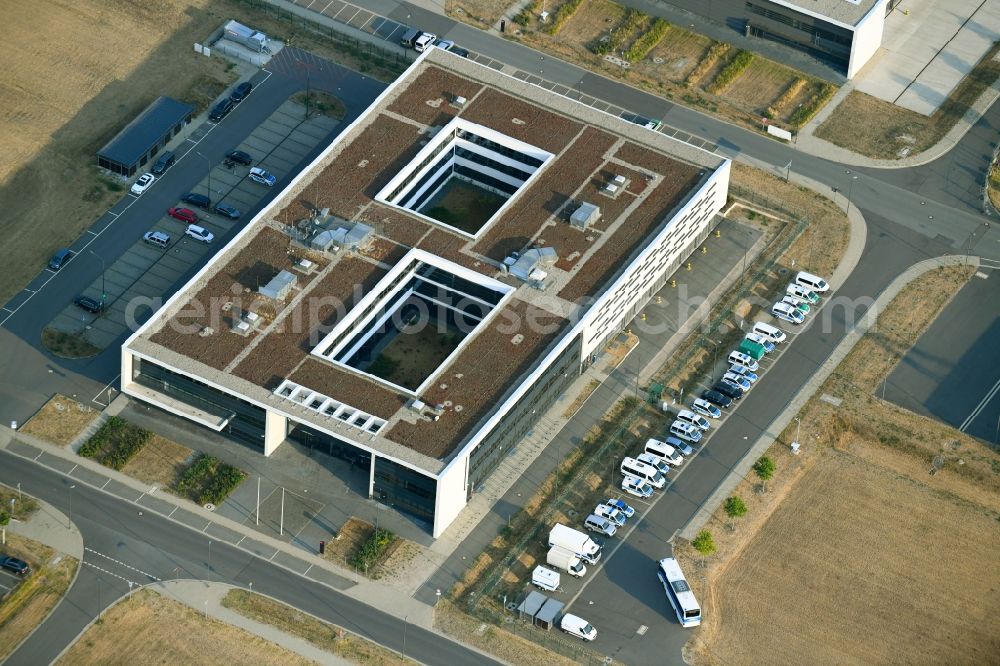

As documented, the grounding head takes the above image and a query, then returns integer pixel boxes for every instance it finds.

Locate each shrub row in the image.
[685,42,730,87]
[592,9,645,56]
[624,18,670,62]
[512,0,538,27]
[175,453,246,505]
[543,0,585,35]
[707,50,754,94]
[78,416,151,470]
[765,77,808,120]
[788,82,836,127]
[348,527,396,571]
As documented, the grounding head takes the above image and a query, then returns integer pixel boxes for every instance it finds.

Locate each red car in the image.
[168,207,198,223]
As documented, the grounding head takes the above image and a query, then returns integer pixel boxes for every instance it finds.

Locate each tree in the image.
[0,510,8,547]
[724,496,747,530]
[753,455,776,492]
[691,529,716,564]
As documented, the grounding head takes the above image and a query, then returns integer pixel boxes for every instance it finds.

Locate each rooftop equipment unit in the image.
[258,270,297,301]
[570,202,600,229]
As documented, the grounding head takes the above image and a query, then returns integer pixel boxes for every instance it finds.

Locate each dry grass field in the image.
[640,29,715,83]
[683,265,1000,665]
[1,0,236,306]
[723,58,811,118]
[120,434,194,489]
[59,589,312,666]
[558,0,627,50]
[0,535,78,662]
[19,394,99,446]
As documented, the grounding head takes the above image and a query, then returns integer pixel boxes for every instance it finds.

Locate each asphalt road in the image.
[885,270,1000,443]
[0,449,499,666]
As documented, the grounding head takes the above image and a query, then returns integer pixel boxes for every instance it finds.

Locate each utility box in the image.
[570,202,600,229]
[738,339,766,360]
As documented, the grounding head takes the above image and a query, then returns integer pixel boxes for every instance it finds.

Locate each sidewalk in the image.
[6,496,83,560]
[155,581,353,665]
[681,252,979,538]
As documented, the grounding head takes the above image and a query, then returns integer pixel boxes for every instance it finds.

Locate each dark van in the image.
[151,151,175,175]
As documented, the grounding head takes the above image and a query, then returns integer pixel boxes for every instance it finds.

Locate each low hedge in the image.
[543,0,584,35]
[593,9,645,56]
[788,82,836,127]
[175,453,246,505]
[78,416,151,470]
[348,527,396,571]
[624,18,670,62]
[707,50,754,94]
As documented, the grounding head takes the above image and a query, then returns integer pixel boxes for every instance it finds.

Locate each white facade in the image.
[847,0,887,78]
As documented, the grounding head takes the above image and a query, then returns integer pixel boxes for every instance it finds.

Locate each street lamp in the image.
[208,539,212,583]
[845,171,859,215]
[87,249,106,307]
[711,339,724,382]
[403,615,408,654]
[68,484,76,527]
[195,151,212,203]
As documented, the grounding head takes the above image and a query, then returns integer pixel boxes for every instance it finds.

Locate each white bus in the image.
[656,557,701,627]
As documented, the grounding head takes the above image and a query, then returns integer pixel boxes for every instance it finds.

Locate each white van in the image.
[727,351,759,371]
[560,613,597,641]
[670,421,702,443]
[752,321,786,343]
[786,283,819,303]
[584,514,617,537]
[676,409,710,431]
[637,452,671,476]
[643,438,683,466]
[620,457,666,488]
[795,271,829,293]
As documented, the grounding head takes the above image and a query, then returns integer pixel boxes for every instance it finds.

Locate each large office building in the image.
[663,0,895,78]
[121,48,730,537]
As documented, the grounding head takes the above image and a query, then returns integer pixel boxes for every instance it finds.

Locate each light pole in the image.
[68,484,76,527]
[87,249,106,307]
[845,171,859,215]
[403,615,408,654]
[195,151,212,203]
[711,339,723,382]
[208,539,212,583]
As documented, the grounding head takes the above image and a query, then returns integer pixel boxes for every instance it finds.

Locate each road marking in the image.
[92,376,120,406]
[303,564,313,575]
[85,547,160,581]
[68,464,78,475]
[136,492,146,503]
[83,560,137,585]
[236,535,246,546]
[203,522,213,532]
[101,478,111,489]
[168,506,178,518]
[269,550,279,561]
[959,376,1000,432]
[33,451,43,461]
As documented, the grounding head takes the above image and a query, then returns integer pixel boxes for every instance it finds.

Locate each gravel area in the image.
[474,126,616,262]
[232,257,388,388]
[559,166,702,302]
[355,203,431,247]
[387,66,483,127]
[417,227,493,275]
[461,88,583,153]
[385,298,568,459]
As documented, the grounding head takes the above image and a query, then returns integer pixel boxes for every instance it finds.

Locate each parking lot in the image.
[46,97,339,350]
[0,564,26,597]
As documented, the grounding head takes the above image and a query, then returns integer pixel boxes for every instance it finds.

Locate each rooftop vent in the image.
[451,95,467,109]
[507,247,557,290]
[571,202,601,229]
[259,270,297,301]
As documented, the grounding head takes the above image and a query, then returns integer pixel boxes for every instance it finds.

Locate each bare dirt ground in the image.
[683,265,1000,665]
[0,1,238,306]
[59,589,312,666]
[816,41,1000,159]
[0,535,78,662]
[19,394,99,446]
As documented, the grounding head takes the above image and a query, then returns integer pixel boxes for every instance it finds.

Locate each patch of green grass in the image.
[41,327,100,359]
[78,416,151,470]
[175,454,246,505]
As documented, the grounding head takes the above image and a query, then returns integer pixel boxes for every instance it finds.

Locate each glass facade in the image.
[133,358,266,448]
[287,423,372,470]
[373,456,437,524]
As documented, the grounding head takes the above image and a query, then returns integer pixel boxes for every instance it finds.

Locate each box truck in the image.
[549,523,602,564]
[547,546,587,577]
[223,20,269,53]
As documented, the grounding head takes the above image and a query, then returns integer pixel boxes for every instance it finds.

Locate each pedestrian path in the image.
[5,496,83,559]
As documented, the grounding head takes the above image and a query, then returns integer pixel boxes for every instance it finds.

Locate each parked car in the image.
[249,167,276,186]
[782,294,811,315]
[226,150,253,166]
[143,231,171,249]
[447,44,470,57]
[583,514,617,537]
[48,248,73,271]
[168,207,198,223]
[669,420,702,444]
[184,224,215,244]
[433,38,455,50]
[692,398,722,419]
[676,409,710,431]
[182,192,211,209]
[701,389,733,409]
[214,203,241,219]
[728,365,759,383]
[130,172,155,195]
[727,351,759,371]
[230,81,253,103]
[752,321,787,344]
[594,504,626,527]
[560,613,597,641]
[0,555,30,576]
[604,498,635,518]
[722,372,752,391]
[414,32,437,52]
[743,332,775,353]
[621,475,653,498]
[665,435,694,457]
[787,283,820,303]
[637,452,671,475]
[713,381,744,400]
[73,296,104,313]
[209,98,234,122]
[151,151,175,175]
[794,270,829,293]
[772,301,804,324]
[621,112,662,130]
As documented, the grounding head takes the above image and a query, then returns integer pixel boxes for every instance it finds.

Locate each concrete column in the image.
[368,455,376,499]
[263,410,287,457]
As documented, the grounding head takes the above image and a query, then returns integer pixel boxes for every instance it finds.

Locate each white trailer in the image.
[532,565,560,591]
[223,20,269,53]
[548,523,602,564]
[547,546,587,577]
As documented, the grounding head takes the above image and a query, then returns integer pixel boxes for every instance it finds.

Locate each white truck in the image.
[546,546,587,577]
[549,523,602,564]
[223,20,269,53]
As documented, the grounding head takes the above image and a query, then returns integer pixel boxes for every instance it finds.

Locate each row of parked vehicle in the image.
[770,271,829,325]
[400,28,470,57]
